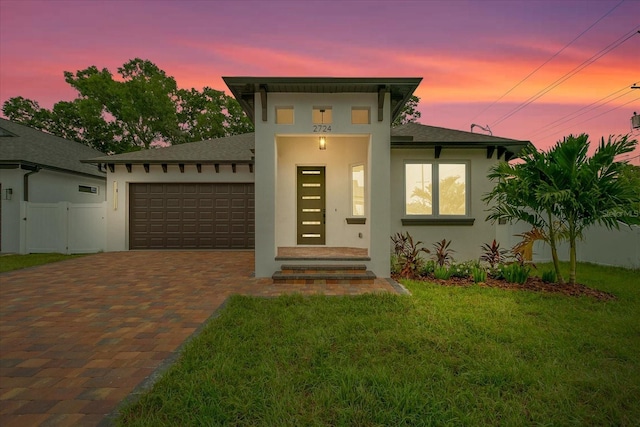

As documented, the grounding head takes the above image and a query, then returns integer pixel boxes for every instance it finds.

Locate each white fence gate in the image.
[24,201,107,254]
[498,221,640,270]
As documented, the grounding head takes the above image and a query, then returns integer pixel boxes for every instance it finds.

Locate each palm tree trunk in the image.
[547,211,564,284]
[569,220,577,285]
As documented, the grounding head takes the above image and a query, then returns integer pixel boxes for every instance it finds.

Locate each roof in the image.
[223,77,422,124]
[391,122,531,159]
[0,118,106,178]
[85,132,255,164]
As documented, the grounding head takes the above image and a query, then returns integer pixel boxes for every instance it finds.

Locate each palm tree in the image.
[484,144,566,283]
[544,134,638,284]
[485,134,639,285]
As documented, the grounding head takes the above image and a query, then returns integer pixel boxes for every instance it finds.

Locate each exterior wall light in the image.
[4,188,12,200]
[319,136,327,150]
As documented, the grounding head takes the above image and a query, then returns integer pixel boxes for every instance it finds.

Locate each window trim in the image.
[403,160,471,219]
[350,163,365,217]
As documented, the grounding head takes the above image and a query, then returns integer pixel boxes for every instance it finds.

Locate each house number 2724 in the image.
[313,125,331,132]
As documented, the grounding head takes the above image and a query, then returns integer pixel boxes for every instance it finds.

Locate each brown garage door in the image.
[129,183,254,249]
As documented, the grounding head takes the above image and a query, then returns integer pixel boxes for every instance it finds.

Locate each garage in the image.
[129,183,254,249]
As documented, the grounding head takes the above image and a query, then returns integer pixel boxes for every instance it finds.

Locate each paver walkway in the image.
[0,251,400,426]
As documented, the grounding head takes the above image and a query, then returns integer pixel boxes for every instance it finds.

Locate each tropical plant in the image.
[420,260,436,277]
[391,232,429,279]
[433,265,452,280]
[541,270,557,283]
[499,263,530,284]
[471,266,487,283]
[431,239,455,267]
[479,239,508,268]
[485,133,639,285]
[449,260,478,278]
[484,144,566,283]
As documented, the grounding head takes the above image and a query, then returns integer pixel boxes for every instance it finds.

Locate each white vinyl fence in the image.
[498,221,640,270]
[24,201,107,254]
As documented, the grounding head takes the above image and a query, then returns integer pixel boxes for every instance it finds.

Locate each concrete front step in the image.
[273,264,376,284]
[280,264,368,275]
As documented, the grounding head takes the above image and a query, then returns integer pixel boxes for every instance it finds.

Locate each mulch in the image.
[396,274,617,301]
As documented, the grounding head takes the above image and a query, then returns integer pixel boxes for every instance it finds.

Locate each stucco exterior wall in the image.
[106,163,253,251]
[254,92,391,277]
[276,135,369,249]
[390,148,499,262]
[0,168,105,253]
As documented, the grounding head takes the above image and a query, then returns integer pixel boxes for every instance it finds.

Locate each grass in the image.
[117,262,640,426]
[0,253,86,273]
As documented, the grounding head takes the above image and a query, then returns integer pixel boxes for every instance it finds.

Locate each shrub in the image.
[391,232,429,279]
[449,260,477,278]
[471,266,487,283]
[500,263,530,284]
[433,265,452,280]
[420,260,436,277]
[431,239,455,267]
[541,269,557,283]
[390,254,401,275]
[479,239,509,268]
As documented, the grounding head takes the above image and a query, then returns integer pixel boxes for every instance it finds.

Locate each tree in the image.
[484,144,567,283]
[485,134,640,285]
[2,58,253,153]
[393,95,421,127]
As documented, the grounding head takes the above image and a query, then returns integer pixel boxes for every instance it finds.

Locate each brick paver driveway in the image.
[0,251,399,426]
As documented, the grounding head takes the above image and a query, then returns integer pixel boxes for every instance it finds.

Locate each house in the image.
[0,118,107,253]
[86,77,530,279]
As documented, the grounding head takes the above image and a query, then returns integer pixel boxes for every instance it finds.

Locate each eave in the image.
[223,76,422,124]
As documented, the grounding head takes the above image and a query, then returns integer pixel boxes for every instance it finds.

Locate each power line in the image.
[469,0,626,123]
[491,27,640,128]
[528,85,635,138]
[532,96,640,142]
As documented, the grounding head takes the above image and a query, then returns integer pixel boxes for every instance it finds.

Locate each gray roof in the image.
[85,123,530,165]
[86,133,255,164]
[391,122,530,159]
[0,118,106,178]
[223,77,422,124]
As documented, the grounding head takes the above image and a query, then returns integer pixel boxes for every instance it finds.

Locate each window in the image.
[351,164,365,216]
[351,107,370,124]
[275,107,294,124]
[312,107,332,124]
[79,185,98,194]
[405,162,467,216]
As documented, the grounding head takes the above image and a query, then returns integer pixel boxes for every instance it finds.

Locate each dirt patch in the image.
[396,274,616,301]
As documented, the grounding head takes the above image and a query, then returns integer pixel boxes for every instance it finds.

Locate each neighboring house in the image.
[86,77,530,279]
[0,118,107,253]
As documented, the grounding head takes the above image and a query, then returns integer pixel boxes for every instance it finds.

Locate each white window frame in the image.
[350,163,365,217]
[403,160,470,217]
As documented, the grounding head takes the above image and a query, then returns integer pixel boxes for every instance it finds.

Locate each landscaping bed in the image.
[401,274,617,301]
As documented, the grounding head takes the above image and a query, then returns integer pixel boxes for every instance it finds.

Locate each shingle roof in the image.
[84,123,530,164]
[390,122,531,159]
[85,133,255,164]
[391,122,529,145]
[0,118,106,178]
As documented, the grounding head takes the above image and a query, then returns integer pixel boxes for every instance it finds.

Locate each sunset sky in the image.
[1,0,639,163]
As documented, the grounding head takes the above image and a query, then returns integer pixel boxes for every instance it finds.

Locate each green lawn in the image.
[0,253,86,273]
[117,262,640,426]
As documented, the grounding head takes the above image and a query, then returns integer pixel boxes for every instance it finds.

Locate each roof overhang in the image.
[391,138,531,161]
[223,77,422,124]
[0,160,105,179]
